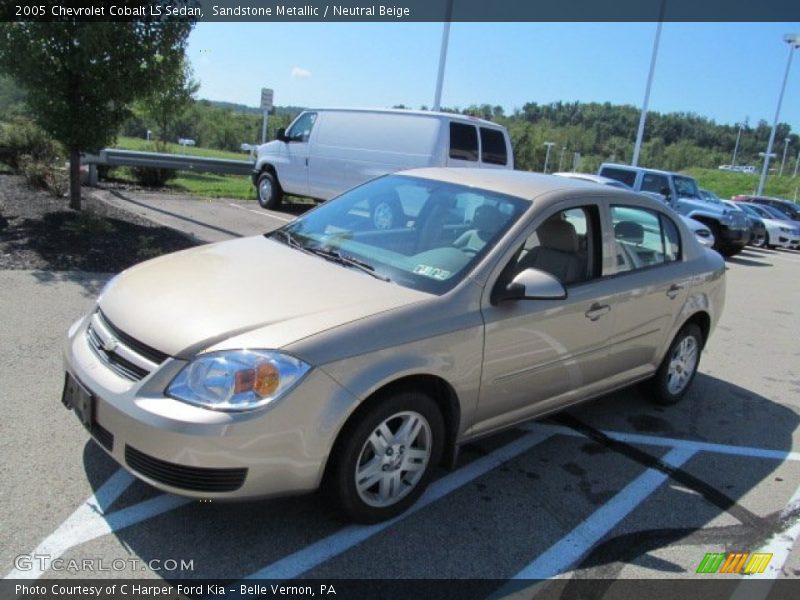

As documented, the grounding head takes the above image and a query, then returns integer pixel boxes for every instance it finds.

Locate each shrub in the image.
[18,154,69,197]
[0,117,61,171]
[129,141,177,187]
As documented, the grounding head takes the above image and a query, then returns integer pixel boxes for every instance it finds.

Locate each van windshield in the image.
[267,175,530,294]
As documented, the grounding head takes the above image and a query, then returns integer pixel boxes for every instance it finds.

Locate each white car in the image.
[553,173,715,248]
[736,202,800,250]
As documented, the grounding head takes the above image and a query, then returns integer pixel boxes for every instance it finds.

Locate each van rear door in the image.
[478,126,511,169]
[447,121,480,168]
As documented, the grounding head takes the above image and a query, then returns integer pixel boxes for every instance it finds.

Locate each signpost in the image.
[260,88,274,144]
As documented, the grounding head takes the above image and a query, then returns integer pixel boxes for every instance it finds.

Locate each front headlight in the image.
[167,350,311,412]
[780,227,791,233]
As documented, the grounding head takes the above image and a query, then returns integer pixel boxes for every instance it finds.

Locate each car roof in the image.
[552,172,630,188]
[301,107,504,129]
[397,167,660,207]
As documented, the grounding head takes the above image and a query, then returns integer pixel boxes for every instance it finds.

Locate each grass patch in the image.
[114,136,250,161]
[687,167,800,202]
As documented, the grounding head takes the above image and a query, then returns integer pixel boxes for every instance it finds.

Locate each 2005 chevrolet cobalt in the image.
[63,168,725,523]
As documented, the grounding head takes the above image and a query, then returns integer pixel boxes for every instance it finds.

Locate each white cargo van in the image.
[252,108,514,224]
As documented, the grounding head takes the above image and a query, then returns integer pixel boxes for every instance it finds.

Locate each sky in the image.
[187,21,800,128]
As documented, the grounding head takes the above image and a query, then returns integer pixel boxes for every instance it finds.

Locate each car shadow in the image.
[726,256,772,267]
[77,373,798,582]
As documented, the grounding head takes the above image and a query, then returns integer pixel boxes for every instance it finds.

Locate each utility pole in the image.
[543,142,555,174]
[432,0,454,111]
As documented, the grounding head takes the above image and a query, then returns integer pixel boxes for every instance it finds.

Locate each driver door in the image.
[280,111,316,197]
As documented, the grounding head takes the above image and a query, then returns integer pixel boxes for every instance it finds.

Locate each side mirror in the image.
[276,128,287,142]
[492,268,567,304]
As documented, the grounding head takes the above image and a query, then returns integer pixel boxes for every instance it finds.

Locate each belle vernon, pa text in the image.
[16,584,338,597]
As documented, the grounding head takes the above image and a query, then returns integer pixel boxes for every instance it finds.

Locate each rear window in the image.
[600,167,637,188]
[480,127,507,165]
[449,122,478,162]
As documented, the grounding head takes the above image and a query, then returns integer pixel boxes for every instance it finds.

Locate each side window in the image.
[611,205,679,273]
[509,206,599,286]
[599,167,636,188]
[286,112,317,143]
[480,127,508,165]
[449,122,478,161]
[641,173,669,195]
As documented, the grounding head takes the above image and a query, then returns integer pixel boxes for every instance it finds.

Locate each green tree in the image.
[0,19,193,209]
[138,57,199,146]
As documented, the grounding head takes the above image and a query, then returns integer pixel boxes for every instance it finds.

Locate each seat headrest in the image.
[472,205,506,234]
[614,221,645,244]
[538,218,579,253]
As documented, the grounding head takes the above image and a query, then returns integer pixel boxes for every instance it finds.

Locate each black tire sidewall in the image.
[256,171,281,209]
[330,391,444,524]
[649,323,703,406]
[370,197,403,230]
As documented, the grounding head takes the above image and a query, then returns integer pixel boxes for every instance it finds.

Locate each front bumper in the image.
[718,225,749,248]
[62,314,358,500]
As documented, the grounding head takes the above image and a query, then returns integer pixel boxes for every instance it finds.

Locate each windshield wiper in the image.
[305,246,391,282]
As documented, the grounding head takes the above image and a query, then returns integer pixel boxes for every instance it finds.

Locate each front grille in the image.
[85,311,168,381]
[125,445,247,493]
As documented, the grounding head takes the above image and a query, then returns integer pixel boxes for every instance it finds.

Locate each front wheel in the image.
[644,323,703,406]
[256,171,283,210]
[327,391,444,524]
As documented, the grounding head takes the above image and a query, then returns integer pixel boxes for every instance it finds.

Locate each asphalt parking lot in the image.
[2,192,799,594]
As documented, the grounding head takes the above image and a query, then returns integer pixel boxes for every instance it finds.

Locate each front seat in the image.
[519,218,584,284]
[452,204,507,253]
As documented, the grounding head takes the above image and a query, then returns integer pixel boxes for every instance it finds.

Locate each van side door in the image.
[478,127,511,169]
[447,122,480,168]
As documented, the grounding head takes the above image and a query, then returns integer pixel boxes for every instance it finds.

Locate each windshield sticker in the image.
[413,264,451,280]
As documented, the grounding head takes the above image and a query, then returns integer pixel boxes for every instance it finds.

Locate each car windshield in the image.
[701,190,722,204]
[744,204,771,219]
[674,176,701,199]
[267,175,530,294]
[760,204,792,221]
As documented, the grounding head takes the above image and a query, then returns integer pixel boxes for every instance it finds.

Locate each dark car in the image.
[723,201,766,247]
[732,195,800,222]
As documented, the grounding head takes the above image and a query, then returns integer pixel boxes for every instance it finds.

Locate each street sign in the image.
[261,88,274,111]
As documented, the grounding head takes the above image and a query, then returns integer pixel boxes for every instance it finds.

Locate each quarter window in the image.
[449,122,478,161]
[480,127,508,165]
[611,206,681,273]
[599,167,636,188]
[641,173,669,196]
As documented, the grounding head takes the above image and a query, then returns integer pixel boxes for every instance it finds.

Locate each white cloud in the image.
[291,67,312,79]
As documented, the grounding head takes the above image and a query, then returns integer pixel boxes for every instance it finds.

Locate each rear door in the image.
[447,121,480,168]
[602,203,691,377]
[479,127,511,169]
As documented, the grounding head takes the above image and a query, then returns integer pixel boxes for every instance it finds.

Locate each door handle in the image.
[585,303,611,321]
[666,283,684,299]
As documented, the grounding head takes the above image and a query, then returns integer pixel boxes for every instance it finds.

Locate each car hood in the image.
[98,236,429,358]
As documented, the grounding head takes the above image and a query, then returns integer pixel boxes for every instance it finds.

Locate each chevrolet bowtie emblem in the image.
[102,337,118,353]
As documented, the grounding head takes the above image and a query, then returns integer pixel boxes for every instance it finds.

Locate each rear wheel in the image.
[327,391,444,524]
[256,171,283,210]
[644,323,703,406]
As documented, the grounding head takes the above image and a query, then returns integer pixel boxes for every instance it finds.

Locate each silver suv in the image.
[598,163,749,257]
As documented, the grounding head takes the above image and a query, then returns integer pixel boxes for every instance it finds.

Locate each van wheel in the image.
[370,197,403,230]
[327,391,444,524]
[644,323,703,406]
[257,171,283,209]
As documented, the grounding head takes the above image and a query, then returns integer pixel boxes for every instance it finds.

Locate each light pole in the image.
[632,2,666,167]
[543,142,555,174]
[794,149,800,178]
[780,138,792,176]
[432,0,454,111]
[731,120,745,167]
[757,33,800,196]
[558,145,567,172]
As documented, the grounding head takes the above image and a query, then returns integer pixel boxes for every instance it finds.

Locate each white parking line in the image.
[4,469,190,580]
[505,447,696,581]
[729,482,800,600]
[238,429,555,582]
[227,202,293,222]
[524,423,800,462]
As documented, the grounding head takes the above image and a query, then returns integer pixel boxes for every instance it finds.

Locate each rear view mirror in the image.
[492,268,567,304]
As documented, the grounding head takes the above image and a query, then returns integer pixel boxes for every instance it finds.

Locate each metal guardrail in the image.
[82,148,256,178]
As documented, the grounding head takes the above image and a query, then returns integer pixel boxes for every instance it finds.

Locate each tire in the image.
[327,390,444,524]
[369,197,404,230]
[644,323,703,406]
[719,245,743,258]
[764,232,774,249]
[256,171,283,210]
[708,222,724,254]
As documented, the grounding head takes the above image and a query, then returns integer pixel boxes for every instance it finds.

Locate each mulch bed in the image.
[0,173,197,272]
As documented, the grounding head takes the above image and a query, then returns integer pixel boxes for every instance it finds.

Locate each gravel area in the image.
[0,173,197,272]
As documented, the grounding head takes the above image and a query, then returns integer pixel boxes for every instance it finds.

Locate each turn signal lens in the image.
[254,361,280,397]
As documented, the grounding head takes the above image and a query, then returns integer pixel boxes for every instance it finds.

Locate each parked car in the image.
[598,164,749,257]
[252,108,514,220]
[721,200,766,248]
[738,203,800,250]
[554,172,716,248]
[732,195,800,222]
[63,169,725,523]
